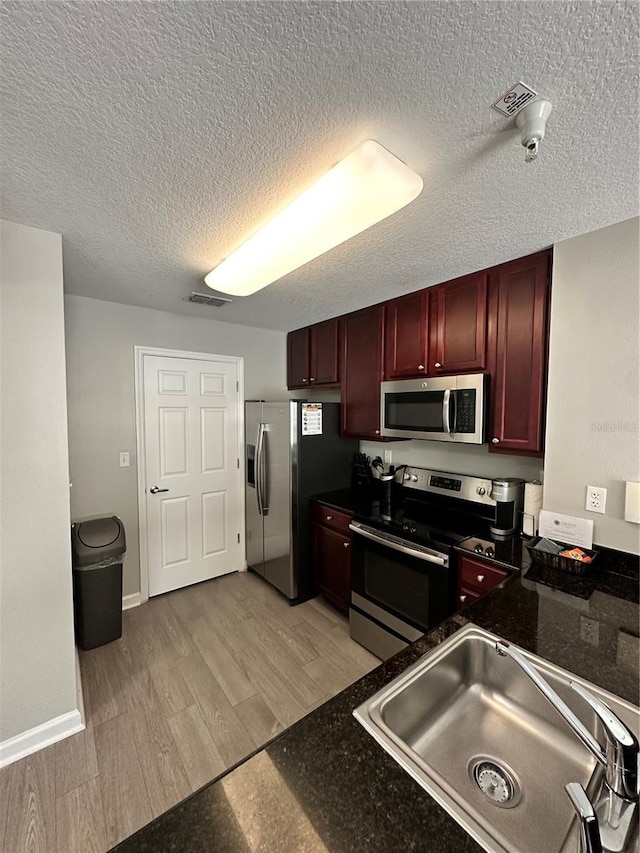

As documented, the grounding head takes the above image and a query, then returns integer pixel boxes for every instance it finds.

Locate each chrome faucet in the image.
[495,639,639,853]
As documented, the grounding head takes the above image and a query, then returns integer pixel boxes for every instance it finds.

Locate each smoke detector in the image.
[184,292,233,307]
[515,101,553,163]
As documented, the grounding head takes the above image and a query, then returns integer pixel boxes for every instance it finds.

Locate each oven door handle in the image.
[348,523,447,566]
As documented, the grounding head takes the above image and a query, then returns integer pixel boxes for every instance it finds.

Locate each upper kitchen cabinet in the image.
[287,318,339,389]
[341,305,386,439]
[430,272,488,374]
[287,327,310,388]
[487,250,551,455]
[384,290,429,379]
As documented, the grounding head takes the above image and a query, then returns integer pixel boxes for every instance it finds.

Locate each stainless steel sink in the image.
[354,624,640,853]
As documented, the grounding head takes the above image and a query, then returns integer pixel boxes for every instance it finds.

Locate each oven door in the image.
[349,523,454,640]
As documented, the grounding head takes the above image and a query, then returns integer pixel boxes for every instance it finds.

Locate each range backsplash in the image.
[359,439,543,482]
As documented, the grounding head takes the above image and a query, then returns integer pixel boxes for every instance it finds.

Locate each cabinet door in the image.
[487,251,551,454]
[309,318,339,386]
[431,273,487,373]
[312,522,351,614]
[287,327,310,389]
[384,291,429,379]
[341,306,385,439]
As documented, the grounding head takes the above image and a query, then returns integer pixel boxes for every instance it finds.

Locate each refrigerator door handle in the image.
[261,425,270,514]
[255,423,265,516]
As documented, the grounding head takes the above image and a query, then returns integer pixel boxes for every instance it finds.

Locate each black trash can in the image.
[71,516,126,650]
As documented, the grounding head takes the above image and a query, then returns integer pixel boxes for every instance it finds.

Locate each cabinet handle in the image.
[434,362,442,368]
[343,541,350,548]
[325,515,333,521]
[418,364,425,370]
[374,429,380,435]
[459,594,467,603]
[310,377,315,382]
[302,378,308,383]
[477,574,485,583]
[491,437,500,444]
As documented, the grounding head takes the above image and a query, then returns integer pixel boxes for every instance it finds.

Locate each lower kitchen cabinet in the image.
[312,502,352,614]
[456,553,508,611]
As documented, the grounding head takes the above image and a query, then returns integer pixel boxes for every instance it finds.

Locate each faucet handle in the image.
[565,783,603,853]
[570,681,639,801]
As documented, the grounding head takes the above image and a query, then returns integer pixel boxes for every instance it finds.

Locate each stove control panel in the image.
[398,466,495,507]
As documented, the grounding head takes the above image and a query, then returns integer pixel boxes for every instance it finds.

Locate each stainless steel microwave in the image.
[380,373,487,443]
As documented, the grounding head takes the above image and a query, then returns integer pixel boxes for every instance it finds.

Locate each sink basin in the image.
[354,624,640,853]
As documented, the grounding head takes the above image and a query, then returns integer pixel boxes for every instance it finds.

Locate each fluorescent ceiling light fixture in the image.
[204,140,423,296]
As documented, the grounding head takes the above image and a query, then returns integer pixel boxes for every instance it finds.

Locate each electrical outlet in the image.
[384,450,393,464]
[119,451,130,468]
[580,616,600,646]
[585,485,606,514]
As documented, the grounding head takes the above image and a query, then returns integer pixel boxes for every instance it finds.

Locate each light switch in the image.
[119,451,130,468]
[624,481,640,523]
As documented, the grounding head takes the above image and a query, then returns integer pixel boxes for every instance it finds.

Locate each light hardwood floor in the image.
[0,571,379,853]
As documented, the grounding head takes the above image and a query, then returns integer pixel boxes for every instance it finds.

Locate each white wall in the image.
[0,221,78,745]
[544,217,640,554]
[64,295,289,596]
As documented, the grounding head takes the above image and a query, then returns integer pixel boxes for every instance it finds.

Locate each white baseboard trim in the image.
[0,709,84,769]
[122,592,141,611]
[75,648,86,726]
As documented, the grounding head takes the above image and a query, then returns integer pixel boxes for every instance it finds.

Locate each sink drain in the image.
[468,756,522,809]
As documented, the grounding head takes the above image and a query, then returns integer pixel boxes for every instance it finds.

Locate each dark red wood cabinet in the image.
[431,272,488,374]
[456,554,508,611]
[487,251,551,454]
[286,248,551,452]
[340,305,386,438]
[384,290,429,379]
[287,327,310,389]
[312,502,352,614]
[287,318,339,389]
[310,318,340,386]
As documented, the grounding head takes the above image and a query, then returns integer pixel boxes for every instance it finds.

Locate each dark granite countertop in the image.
[113,548,639,853]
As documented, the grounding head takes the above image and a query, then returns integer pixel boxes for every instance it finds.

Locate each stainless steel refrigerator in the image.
[245,401,358,602]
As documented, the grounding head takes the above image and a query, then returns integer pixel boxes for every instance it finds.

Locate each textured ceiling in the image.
[1,1,638,331]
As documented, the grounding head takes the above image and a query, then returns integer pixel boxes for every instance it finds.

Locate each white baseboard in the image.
[122,592,141,610]
[75,648,86,726]
[0,709,84,769]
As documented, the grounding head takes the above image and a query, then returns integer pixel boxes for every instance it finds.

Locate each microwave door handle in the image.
[442,390,452,435]
[450,389,457,434]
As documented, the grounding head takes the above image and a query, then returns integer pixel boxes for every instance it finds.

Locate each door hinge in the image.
[236,381,239,391]
[237,533,241,544]
[237,458,240,469]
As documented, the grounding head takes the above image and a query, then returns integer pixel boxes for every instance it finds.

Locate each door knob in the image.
[343,541,350,548]
[418,364,425,370]
[434,362,442,368]
[492,437,500,444]
[149,486,169,494]
[374,429,380,435]
[477,574,485,583]
[310,377,315,382]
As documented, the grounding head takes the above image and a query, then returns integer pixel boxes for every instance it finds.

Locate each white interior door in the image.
[143,354,243,596]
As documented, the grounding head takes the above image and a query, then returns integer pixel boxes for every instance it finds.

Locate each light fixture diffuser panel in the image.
[205,140,423,296]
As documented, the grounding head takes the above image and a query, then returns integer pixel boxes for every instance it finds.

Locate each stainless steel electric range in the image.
[349,466,524,660]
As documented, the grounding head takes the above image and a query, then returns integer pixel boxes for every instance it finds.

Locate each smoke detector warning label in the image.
[491,82,538,118]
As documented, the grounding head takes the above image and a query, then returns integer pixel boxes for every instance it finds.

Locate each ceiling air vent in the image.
[184,291,233,308]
